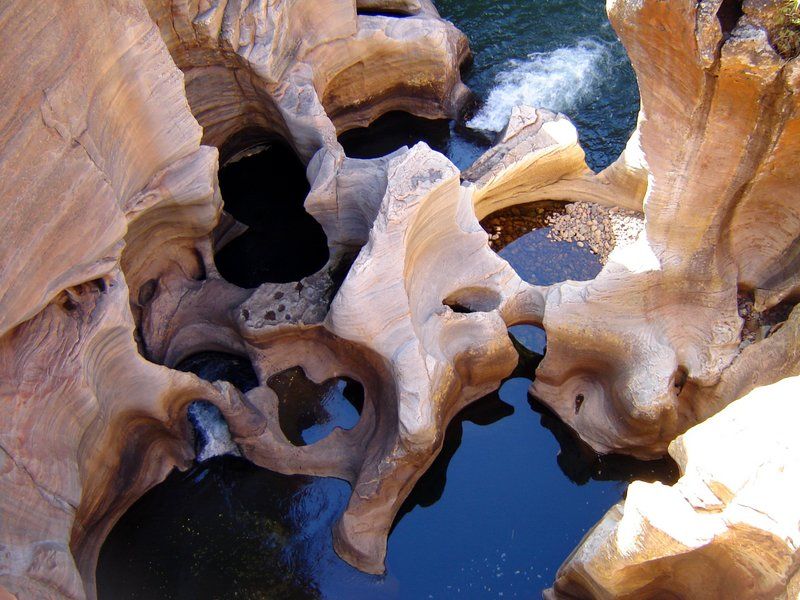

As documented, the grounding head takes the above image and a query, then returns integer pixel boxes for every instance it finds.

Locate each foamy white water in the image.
[467,39,611,132]
[188,401,241,462]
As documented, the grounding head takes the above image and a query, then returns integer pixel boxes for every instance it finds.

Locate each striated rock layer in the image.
[1,0,800,598]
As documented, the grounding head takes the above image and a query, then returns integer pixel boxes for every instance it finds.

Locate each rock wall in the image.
[0,0,475,596]
[525,0,800,459]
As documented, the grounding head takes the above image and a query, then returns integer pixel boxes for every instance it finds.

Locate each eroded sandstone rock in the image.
[545,373,800,600]
[527,0,800,458]
[2,0,800,598]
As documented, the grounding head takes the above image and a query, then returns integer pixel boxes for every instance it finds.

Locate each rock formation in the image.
[546,367,800,600]
[1,0,799,598]
[526,0,800,460]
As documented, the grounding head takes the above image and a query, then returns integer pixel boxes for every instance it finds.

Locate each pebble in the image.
[545,201,644,264]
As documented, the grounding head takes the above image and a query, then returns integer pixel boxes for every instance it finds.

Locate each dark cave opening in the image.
[717,0,743,39]
[175,351,261,461]
[356,9,414,18]
[213,139,329,288]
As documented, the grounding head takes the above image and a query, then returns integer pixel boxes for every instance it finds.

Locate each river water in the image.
[96,2,665,599]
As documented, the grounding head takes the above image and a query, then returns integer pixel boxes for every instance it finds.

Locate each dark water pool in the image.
[214,142,330,288]
[97,212,677,599]
[97,345,677,599]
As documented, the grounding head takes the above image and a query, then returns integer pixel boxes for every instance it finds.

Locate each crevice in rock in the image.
[175,351,260,393]
[176,352,260,462]
[356,8,413,18]
[268,366,364,447]
[213,134,329,288]
[717,0,744,40]
[738,291,798,347]
[672,366,689,395]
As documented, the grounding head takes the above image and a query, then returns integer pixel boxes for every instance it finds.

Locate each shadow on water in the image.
[214,141,330,288]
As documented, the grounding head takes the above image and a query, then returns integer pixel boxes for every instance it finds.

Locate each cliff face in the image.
[1,0,799,599]
[0,2,219,598]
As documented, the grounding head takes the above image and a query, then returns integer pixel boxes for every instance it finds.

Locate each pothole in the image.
[480,201,604,286]
[738,292,797,348]
[443,287,501,314]
[338,111,451,159]
[268,367,364,447]
[213,139,329,288]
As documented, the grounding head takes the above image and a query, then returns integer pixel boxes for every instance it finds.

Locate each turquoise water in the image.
[96,3,653,598]
[441,0,638,171]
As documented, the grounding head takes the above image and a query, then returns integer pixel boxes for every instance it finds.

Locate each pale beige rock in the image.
[2,0,800,598]
[465,106,648,219]
[546,374,800,600]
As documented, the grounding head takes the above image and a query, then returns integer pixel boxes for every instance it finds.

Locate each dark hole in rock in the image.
[193,248,207,281]
[509,323,548,356]
[268,366,364,447]
[739,291,797,344]
[673,366,688,394]
[338,111,451,159]
[175,351,260,393]
[61,296,77,312]
[213,140,329,287]
[717,0,743,39]
[574,393,585,415]
[176,352,260,462]
[356,8,413,17]
[443,286,501,314]
[137,278,157,306]
[481,201,603,286]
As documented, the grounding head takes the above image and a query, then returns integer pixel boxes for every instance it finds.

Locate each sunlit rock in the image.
[546,374,800,600]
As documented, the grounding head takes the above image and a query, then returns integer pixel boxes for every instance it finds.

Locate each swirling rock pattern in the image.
[1,0,800,599]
